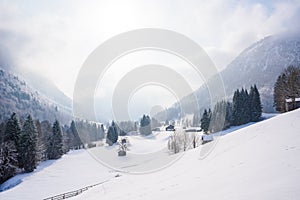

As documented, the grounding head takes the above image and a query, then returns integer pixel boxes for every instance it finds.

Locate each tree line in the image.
[105,115,155,146]
[274,65,300,112]
[200,85,262,133]
[0,113,104,184]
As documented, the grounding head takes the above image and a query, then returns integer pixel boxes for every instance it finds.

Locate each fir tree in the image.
[70,120,82,149]
[35,120,46,162]
[99,124,105,140]
[47,120,63,159]
[112,121,119,137]
[140,115,152,135]
[200,109,210,133]
[274,66,300,112]
[0,113,21,183]
[106,121,118,146]
[0,140,18,184]
[250,85,262,121]
[232,90,241,125]
[224,101,233,129]
[19,115,38,172]
[39,121,52,160]
[241,89,251,124]
[4,113,21,148]
[274,74,287,112]
[232,86,262,125]
[4,113,22,168]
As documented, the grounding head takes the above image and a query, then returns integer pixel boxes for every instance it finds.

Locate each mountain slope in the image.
[0,67,71,123]
[161,33,300,121]
[1,109,299,200]
[21,71,72,110]
[222,34,300,112]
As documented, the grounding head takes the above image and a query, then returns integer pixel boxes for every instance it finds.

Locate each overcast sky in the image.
[0,0,300,120]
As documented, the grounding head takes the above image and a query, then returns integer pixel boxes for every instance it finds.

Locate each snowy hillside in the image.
[1,109,300,200]
[221,34,300,112]
[165,33,300,120]
[0,67,71,123]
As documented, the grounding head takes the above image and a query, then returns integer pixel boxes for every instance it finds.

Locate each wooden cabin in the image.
[165,124,175,131]
[285,98,300,111]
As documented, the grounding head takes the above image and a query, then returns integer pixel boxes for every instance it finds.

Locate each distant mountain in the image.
[160,33,300,120]
[21,71,72,110]
[0,67,72,123]
[222,34,300,111]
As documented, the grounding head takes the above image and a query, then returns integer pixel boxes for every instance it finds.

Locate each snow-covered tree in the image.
[19,115,38,172]
[0,140,18,184]
[70,120,83,149]
[274,74,287,112]
[140,115,152,135]
[200,109,210,133]
[274,66,300,112]
[168,130,182,154]
[0,113,20,183]
[47,120,63,159]
[250,85,262,121]
[106,121,118,146]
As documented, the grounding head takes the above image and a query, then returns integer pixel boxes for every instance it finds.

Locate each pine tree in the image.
[70,120,82,149]
[4,113,22,168]
[200,109,210,133]
[0,113,20,183]
[274,66,300,112]
[0,140,18,184]
[241,89,251,124]
[112,121,119,137]
[99,124,105,140]
[140,115,152,135]
[232,90,241,125]
[225,101,233,129]
[47,120,63,159]
[274,74,287,112]
[106,121,118,145]
[61,124,71,153]
[250,85,262,121]
[106,126,114,146]
[19,115,38,172]
[39,121,52,160]
[285,66,300,105]
[35,120,46,162]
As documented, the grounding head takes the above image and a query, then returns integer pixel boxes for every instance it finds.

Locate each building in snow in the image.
[285,98,300,111]
[165,124,175,131]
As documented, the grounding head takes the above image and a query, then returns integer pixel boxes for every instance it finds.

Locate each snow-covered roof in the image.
[285,98,300,103]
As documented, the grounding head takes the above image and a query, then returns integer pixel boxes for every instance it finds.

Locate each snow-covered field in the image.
[1,109,299,200]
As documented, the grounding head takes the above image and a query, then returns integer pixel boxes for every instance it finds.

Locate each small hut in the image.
[285,98,300,111]
[166,124,175,131]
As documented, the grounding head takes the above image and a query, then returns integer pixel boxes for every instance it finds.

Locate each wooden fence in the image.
[43,180,109,200]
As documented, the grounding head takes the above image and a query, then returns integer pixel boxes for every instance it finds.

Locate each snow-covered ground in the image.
[1,109,299,200]
[0,150,115,200]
